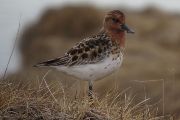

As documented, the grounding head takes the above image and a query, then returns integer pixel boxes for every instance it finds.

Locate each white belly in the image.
[56,54,123,81]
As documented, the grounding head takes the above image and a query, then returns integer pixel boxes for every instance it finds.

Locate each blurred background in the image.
[0,0,180,118]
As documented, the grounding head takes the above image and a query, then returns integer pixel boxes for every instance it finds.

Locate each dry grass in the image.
[0,78,172,120]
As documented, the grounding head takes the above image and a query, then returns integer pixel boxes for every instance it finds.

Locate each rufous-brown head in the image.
[103,10,134,48]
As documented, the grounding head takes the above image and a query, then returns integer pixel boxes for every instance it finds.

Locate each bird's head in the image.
[103,10,134,48]
[104,10,134,34]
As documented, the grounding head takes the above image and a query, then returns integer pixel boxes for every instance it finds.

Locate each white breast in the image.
[55,53,123,81]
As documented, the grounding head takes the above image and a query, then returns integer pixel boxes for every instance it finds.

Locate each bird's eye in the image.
[112,18,119,23]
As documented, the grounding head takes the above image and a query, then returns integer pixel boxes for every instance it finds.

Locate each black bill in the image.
[121,24,135,34]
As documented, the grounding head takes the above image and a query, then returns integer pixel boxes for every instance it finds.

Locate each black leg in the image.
[88,80,93,99]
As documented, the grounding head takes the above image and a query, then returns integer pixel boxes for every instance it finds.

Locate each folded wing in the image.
[34,33,111,67]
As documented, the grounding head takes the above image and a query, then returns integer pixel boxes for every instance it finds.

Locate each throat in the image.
[110,31,125,48]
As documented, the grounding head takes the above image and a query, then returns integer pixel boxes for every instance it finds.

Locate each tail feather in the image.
[33,55,70,67]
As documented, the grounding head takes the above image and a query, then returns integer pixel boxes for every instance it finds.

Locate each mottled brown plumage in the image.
[35,31,122,67]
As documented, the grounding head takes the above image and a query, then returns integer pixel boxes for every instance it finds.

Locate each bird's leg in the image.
[88,80,93,99]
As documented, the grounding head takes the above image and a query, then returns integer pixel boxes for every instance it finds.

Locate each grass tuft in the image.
[0,80,172,120]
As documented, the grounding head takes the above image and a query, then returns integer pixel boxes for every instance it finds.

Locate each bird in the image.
[34,10,134,98]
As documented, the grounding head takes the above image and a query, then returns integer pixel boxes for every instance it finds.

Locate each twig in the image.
[42,70,58,103]
[2,15,21,81]
[132,79,164,83]
[162,79,165,117]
